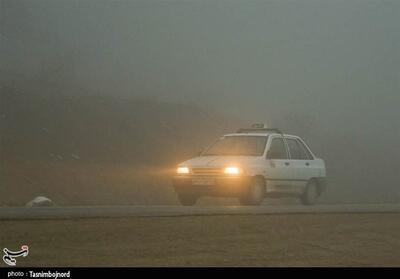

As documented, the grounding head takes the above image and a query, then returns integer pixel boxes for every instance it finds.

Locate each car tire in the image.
[301,180,319,206]
[239,177,265,206]
[177,194,198,206]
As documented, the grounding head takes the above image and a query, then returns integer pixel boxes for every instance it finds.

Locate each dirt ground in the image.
[1,213,400,267]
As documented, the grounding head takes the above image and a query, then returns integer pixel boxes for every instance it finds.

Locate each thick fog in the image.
[1,0,400,204]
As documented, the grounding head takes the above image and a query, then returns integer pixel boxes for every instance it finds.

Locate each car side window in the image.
[266,138,288,159]
[286,138,308,160]
[297,139,314,160]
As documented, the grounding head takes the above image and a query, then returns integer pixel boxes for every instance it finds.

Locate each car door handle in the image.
[305,162,310,166]
[285,162,290,166]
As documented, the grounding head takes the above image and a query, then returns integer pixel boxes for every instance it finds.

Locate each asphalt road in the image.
[1,203,400,220]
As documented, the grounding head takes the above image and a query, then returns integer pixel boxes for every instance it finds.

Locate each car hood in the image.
[180,156,258,168]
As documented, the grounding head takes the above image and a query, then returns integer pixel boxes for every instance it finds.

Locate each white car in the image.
[172,124,326,206]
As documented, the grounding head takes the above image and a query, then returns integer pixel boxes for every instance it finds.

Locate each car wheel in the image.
[239,177,265,206]
[177,194,198,206]
[301,180,319,205]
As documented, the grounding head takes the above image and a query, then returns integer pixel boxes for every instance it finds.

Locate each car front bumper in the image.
[172,175,252,197]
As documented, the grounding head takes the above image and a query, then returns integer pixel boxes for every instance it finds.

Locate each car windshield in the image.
[202,136,268,156]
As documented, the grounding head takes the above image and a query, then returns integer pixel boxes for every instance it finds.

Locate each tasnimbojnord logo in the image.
[3,245,29,266]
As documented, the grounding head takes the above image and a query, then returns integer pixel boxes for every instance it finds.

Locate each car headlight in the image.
[176,166,190,174]
[223,166,242,175]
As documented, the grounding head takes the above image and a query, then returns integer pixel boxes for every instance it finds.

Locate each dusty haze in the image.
[1,0,400,205]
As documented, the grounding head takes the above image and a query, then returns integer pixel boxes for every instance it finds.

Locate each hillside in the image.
[0,89,238,206]
[0,89,236,165]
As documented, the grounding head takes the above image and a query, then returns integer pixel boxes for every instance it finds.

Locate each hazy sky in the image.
[2,0,400,201]
[1,0,399,127]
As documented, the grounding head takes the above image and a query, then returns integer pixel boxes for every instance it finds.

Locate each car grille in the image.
[192,167,222,175]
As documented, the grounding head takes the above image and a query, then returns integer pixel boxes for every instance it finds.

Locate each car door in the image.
[265,136,294,193]
[285,137,314,193]
[297,138,321,179]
